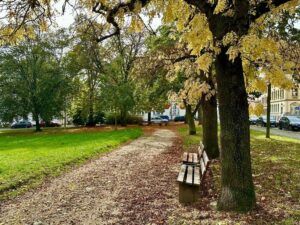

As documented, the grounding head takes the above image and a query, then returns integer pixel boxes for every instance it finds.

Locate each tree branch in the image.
[250,0,293,22]
[183,0,213,17]
[93,0,150,42]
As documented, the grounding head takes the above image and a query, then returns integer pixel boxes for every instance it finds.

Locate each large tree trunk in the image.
[215,48,255,212]
[202,94,219,159]
[186,104,196,135]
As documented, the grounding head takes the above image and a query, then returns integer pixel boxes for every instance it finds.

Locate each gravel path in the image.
[0,129,177,225]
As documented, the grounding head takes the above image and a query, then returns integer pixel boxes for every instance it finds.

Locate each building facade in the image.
[142,102,186,121]
[259,86,300,119]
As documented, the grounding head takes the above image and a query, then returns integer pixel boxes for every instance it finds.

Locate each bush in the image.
[72,109,86,126]
[94,112,105,124]
[72,109,105,126]
[105,114,143,125]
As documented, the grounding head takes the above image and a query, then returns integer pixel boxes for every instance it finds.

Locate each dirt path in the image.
[0,129,185,225]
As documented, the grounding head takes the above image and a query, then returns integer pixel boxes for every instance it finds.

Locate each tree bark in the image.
[34,113,41,132]
[147,111,151,125]
[202,94,219,159]
[266,83,271,138]
[215,48,255,212]
[114,111,117,130]
[87,89,95,127]
[64,110,67,128]
[186,104,196,135]
[197,105,203,125]
[120,107,127,127]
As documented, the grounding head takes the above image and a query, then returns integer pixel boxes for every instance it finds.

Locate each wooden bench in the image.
[177,142,210,203]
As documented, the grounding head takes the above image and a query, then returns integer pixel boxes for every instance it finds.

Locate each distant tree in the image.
[0,35,71,131]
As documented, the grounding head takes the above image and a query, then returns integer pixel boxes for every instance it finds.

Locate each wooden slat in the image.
[198,147,203,158]
[200,142,204,150]
[199,141,204,148]
[198,143,204,158]
[193,166,201,185]
[193,153,199,164]
[182,152,188,162]
[186,165,193,185]
[203,151,209,166]
[188,153,193,163]
[200,158,205,175]
[177,164,187,182]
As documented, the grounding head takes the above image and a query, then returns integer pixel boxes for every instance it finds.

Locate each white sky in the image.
[54,1,75,28]
[53,1,162,30]
[53,2,299,30]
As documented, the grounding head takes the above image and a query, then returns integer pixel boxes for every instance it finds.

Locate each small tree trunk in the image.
[120,108,127,127]
[147,112,151,125]
[114,112,117,130]
[197,105,203,125]
[34,113,41,132]
[186,104,196,135]
[266,83,271,138]
[215,48,255,212]
[64,111,67,128]
[202,94,219,159]
[87,102,95,127]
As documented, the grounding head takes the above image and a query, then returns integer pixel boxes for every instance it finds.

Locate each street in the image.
[250,125,300,140]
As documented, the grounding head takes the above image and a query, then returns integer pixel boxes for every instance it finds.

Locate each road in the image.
[250,125,300,140]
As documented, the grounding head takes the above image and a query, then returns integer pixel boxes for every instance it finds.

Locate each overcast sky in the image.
[53,1,162,30]
[53,2,299,30]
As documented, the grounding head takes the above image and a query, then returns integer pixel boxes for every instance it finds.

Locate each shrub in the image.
[105,114,143,125]
[72,109,86,126]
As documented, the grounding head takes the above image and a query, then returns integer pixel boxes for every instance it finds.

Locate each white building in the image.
[259,86,300,119]
[142,102,186,121]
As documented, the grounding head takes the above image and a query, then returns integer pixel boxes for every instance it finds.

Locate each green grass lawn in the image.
[178,126,300,224]
[0,127,142,200]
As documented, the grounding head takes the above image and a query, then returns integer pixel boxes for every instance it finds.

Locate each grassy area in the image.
[178,126,300,224]
[0,127,142,200]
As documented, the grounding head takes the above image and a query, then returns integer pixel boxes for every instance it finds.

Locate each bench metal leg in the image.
[178,183,200,203]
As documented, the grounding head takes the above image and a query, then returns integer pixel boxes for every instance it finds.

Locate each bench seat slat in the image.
[193,166,201,185]
[186,165,193,185]
[177,164,187,182]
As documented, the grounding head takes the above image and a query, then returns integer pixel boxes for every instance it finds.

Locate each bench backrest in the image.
[198,141,209,175]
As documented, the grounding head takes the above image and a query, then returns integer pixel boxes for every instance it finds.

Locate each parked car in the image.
[11,121,32,129]
[278,116,300,131]
[249,116,258,125]
[160,115,170,121]
[151,117,168,126]
[40,120,61,127]
[256,116,276,127]
[174,116,185,122]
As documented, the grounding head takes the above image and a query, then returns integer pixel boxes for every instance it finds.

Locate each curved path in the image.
[0,129,179,225]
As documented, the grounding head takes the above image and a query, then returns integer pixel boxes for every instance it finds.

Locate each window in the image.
[292,88,298,98]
